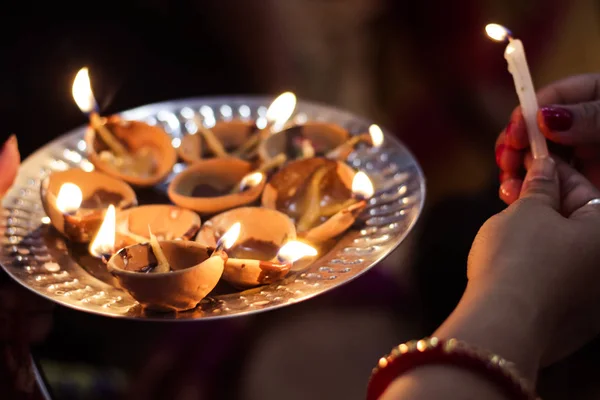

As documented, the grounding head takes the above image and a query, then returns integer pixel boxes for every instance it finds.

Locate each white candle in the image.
[486,24,548,159]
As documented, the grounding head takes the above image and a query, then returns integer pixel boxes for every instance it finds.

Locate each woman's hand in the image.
[381,158,600,400]
[496,74,600,205]
[467,156,600,368]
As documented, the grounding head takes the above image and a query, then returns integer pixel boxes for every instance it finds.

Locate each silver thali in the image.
[0,97,425,321]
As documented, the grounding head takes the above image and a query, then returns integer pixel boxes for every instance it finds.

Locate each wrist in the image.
[433,280,548,381]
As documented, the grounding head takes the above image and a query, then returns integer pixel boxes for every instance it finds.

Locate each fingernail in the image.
[495,144,506,167]
[527,156,556,181]
[540,106,573,131]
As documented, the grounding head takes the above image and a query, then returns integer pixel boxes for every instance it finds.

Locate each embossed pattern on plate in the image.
[0,97,425,321]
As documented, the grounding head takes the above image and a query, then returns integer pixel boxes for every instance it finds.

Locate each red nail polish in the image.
[495,144,506,167]
[540,106,573,131]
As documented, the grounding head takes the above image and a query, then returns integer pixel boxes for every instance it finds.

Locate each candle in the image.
[486,24,548,159]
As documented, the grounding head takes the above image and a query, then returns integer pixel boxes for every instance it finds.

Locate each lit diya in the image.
[167,158,266,214]
[259,123,384,162]
[107,221,241,312]
[196,207,307,287]
[262,158,374,243]
[40,169,136,243]
[115,205,201,249]
[72,68,177,186]
[178,120,259,164]
[232,92,297,160]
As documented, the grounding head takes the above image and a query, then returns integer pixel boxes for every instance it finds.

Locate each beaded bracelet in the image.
[366,337,540,400]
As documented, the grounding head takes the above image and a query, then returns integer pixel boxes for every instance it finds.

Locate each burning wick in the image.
[56,183,83,214]
[89,204,116,259]
[485,23,548,159]
[326,124,384,160]
[276,240,318,264]
[213,222,241,255]
[352,171,375,201]
[230,171,265,194]
[72,67,128,157]
[229,154,287,194]
[233,92,297,157]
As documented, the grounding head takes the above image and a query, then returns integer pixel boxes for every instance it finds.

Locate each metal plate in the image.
[0,97,425,321]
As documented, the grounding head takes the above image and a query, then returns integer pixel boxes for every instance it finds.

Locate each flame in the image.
[352,171,374,199]
[72,67,97,113]
[265,92,296,131]
[369,124,384,147]
[277,241,318,264]
[218,222,241,250]
[56,183,83,213]
[485,23,511,42]
[239,172,264,190]
[89,205,116,257]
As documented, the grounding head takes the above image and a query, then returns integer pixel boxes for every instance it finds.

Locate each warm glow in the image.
[239,172,264,190]
[277,241,318,264]
[265,92,297,131]
[369,124,384,147]
[56,183,83,213]
[485,23,511,42]
[218,222,241,250]
[89,205,116,257]
[72,67,97,113]
[352,171,375,199]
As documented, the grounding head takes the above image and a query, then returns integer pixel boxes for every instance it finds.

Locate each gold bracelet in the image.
[366,337,540,400]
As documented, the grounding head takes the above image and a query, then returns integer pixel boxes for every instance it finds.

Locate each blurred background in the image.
[2,1,600,399]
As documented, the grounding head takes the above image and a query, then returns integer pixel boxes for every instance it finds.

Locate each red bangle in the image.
[366,337,539,400]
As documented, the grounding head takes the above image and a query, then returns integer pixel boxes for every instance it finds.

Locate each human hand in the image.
[466,156,600,371]
[496,74,600,205]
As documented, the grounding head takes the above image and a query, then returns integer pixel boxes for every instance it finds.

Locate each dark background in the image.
[2,1,600,399]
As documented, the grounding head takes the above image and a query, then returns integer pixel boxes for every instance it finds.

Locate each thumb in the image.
[519,156,559,210]
[537,102,600,145]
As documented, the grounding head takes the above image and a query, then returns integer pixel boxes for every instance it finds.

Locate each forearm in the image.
[380,281,546,399]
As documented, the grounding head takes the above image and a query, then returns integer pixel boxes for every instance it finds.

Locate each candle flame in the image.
[72,67,97,113]
[239,172,264,191]
[485,23,511,42]
[352,171,374,199]
[277,240,318,264]
[89,205,116,257]
[218,222,241,250]
[56,183,83,213]
[369,124,384,147]
[266,92,296,131]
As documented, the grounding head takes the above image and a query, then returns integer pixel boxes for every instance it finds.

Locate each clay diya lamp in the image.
[114,205,201,249]
[84,116,177,187]
[107,240,225,312]
[258,122,349,163]
[262,158,374,243]
[196,207,301,288]
[72,68,176,187]
[167,158,266,214]
[40,169,137,243]
[326,124,385,160]
[178,120,259,164]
